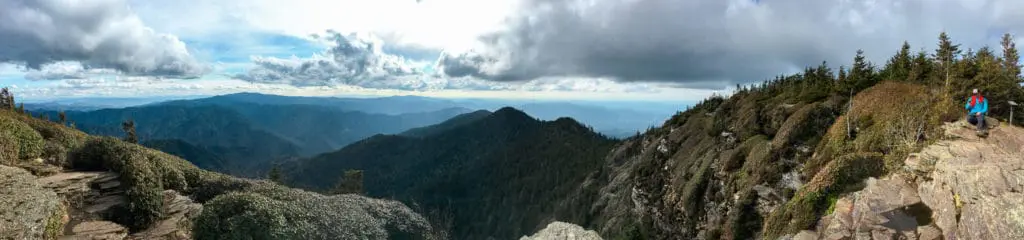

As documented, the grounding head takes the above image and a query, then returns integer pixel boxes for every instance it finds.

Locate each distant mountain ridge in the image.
[281,107,618,240]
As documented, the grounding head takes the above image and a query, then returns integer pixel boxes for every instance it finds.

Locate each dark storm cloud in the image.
[0,0,207,78]
[440,0,1024,89]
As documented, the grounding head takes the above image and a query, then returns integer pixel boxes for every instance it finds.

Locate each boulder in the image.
[519,222,603,240]
[0,165,67,240]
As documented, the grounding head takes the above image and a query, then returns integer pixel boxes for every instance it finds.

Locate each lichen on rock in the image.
[0,165,66,240]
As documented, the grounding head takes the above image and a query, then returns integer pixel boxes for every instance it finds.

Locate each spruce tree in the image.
[883,41,913,81]
[0,87,11,110]
[332,170,364,195]
[122,120,138,144]
[935,32,962,88]
[848,49,876,93]
[268,166,284,184]
[1002,33,1021,79]
[908,51,933,84]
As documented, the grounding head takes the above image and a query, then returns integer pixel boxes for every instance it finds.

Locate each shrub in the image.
[18,115,88,150]
[803,82,935,177]
[762,152,883,239]
[0,134,18,165]
[0,114,44,160]
[42,141,68,167]
[193,193,308,240]
[106,145,165,231]
[771,102,836,153]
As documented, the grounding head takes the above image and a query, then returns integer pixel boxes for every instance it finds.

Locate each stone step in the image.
[59,221,127,240]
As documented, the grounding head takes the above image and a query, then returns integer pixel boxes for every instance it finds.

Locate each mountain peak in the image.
[490,107,535,122]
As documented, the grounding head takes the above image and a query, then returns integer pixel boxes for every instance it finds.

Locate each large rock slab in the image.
[0,165,67,240]
[61,221,128,240]
[819,122,1024,239]
[519,222,603,240]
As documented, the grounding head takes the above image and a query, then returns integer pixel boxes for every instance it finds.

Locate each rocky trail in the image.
[801,121,1024,240]
[1,168,200,240]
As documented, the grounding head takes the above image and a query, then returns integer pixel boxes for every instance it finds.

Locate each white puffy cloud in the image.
[0,0,207,78]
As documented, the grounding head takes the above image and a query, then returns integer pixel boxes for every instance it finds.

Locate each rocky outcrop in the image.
[36,171,201,240]
[519,222,603,240]
[0,165,66,240]
[809,122,1024,239]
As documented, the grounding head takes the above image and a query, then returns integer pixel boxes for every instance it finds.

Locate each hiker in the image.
[965,88,989,132]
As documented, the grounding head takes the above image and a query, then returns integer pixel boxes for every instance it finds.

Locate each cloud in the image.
[234,32,424,87]
[439,0,1024,89]
[0,0,207,78]
[23,62,120,80]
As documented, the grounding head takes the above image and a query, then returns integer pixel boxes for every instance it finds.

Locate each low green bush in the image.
[0,134,18,164]
[762,152,883,239]
[0,114,44,160]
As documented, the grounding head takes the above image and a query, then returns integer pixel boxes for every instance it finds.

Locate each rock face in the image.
[36,171,201,240]
[519,222,603,240]
[0,165,66,240]
[812,122,1024,239]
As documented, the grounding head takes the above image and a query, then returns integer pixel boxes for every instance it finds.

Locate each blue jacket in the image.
[965,96,988,115]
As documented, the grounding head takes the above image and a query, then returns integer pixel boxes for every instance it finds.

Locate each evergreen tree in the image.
[332,169,364,195]
[122,119,138,144]
[1002,33,1021,79]
[268,166,284,184]
[935,32,962,88]
[58,111,67,125]
[882,41,913,81]
[908,50,933,84]
[847,49,877,93]
[17,103,24,114]
[0,87,11,110]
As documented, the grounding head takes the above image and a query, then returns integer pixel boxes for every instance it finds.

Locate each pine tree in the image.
[1002,33,1021,79]
[268,166,283,184]
[848,49,877,92]
[122,120,138,144]
[908,50,933,84]
[0,87,11,110]
[332,170,364,195]
[935,32,962,88]
[882,41,913,81]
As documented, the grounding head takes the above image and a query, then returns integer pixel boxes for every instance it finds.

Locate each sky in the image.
[1,0,1024,102]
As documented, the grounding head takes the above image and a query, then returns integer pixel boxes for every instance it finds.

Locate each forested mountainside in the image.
[33,100,469,175]
[0,93,439,239]
[280,107,619,240]
[34,105,301,176]
[554,32,1024,239]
